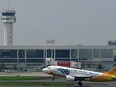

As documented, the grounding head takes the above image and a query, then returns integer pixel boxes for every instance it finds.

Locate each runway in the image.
[0,79,116,87]
[0,72,116,87]
[73,81,116,87]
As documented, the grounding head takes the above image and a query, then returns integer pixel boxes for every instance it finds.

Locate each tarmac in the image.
[0,72,116,87]
[73,81,116,87]
[0,71,49,76]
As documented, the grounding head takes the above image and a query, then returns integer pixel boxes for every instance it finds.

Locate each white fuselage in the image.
[42,66,103,77]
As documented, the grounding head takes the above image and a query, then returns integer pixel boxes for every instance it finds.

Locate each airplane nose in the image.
[42,68,46,72]
[42,67,51,73]
[42,68,49,73]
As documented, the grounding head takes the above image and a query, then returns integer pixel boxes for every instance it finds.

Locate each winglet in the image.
[106,66,116,75]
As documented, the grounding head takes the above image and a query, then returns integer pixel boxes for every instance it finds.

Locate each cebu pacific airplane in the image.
[42,65,116,86]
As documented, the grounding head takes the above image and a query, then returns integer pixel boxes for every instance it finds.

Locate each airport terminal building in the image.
[0,45,116,69]
[1,9,116,70]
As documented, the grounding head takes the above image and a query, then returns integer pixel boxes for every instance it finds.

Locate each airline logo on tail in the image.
[106,66,116,74]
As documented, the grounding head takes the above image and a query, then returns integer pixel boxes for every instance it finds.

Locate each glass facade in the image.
[71,49,79,61]
[93,49,100,58]
[71,49,77,58]
[46,49,52,58]
[0,48,114,63]
[101,49,113,58]
[79,49,92,60]
[0,50,17,58]
[26,59,44,63]
[0,59,17,63]
[56,50,70,58]
[26,50,43,58]
[18,50,25,58]
[93,49,113,58]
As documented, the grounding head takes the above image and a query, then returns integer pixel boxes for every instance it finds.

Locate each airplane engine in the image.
[66,75,75,82]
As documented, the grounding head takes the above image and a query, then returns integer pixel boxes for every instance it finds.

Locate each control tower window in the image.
[6,18,9,20]
[2,13,15,16]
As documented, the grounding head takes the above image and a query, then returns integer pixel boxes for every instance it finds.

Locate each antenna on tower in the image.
[7,0,10,10]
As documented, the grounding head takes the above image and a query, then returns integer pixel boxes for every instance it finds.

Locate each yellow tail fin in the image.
[106,66,116,75]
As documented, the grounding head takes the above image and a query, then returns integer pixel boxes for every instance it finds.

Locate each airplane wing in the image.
[66,74,92,81]
[72,74,92,78]
[68,74,93,81]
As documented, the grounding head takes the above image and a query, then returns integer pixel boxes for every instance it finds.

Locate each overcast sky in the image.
[0,0,116,46]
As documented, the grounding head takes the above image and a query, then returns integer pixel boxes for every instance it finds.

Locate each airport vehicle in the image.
[42,65,116,86]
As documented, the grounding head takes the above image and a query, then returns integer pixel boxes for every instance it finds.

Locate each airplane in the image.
[42,65,116,86]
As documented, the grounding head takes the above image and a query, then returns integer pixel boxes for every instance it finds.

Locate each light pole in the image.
[46,40,55,61]
[77,49,80,68]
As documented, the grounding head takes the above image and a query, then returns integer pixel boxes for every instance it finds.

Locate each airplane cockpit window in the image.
[48,67,51,69]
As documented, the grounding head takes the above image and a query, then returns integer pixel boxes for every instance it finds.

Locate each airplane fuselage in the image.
[42,66,116,82]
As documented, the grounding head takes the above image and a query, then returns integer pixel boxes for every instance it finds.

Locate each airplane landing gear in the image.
[52,76,55,81]
[78,80,82,86]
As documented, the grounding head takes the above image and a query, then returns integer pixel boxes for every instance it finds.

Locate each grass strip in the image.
[0,82,73,86]
[0,76,42,80]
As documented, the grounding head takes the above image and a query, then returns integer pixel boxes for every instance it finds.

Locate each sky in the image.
[0,0,116,46]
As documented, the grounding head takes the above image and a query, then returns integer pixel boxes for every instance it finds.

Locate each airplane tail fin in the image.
[106,66,116,76]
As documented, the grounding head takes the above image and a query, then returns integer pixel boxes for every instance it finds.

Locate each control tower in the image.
[1,9,16,46]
